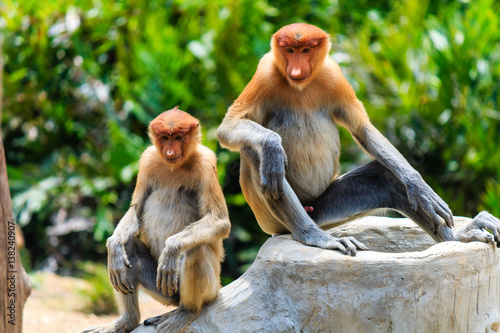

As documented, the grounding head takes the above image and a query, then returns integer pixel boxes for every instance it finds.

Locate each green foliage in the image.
[76,261,118,315]
[337,0,500,215]
[2,0,499,280]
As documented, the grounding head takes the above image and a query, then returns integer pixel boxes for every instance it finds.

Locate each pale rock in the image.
[133,216,500,333]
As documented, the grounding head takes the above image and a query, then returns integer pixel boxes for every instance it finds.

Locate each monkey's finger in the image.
[271,182,279,200]
[119,245,132,268]
[159,272,167,295]
[419,202,441,232]
[429,209,445,235]
[167,274,173,297]
[110,273,126,294]
[443,200,454,227]
[156,270,162,293]
[123,255,131,268]
[272,179,282,200]
[339,238,357,256]
[328,241,348,255]
[435,199,453,228]
[416,205,436,234]
[118,273,134,293]
[476,215,500,244]
[110,273,119,291]
[435,204,453,229]
[116,275,131,295]
[349,237,369,251]
[468,229,493,243]
[172,269,179,294]
[161,271,169,295]
[266,173,279,199]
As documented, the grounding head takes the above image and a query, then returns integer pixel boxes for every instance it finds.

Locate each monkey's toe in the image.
[144,313,167,326]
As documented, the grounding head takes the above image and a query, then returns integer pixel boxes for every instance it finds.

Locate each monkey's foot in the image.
[455,211,500,247]
[154,307,198,333]
[82,318,138,333]
[144,313,168,326]
[292,227,369,256]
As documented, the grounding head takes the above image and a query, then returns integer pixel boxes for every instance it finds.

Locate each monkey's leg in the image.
[82,290,140,333]
[82,240,178,333]
[82,240,142,333]
[151,244,221,333]
[311,161,499,244]
[310,161,406,228]
[240,148,368,255]
[132,240,179,306]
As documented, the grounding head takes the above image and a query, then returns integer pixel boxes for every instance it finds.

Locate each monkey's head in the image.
[149,107,201,168]
[272,23,331,90]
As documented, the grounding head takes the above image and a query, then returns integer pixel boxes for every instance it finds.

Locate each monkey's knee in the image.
[179,245,221,312]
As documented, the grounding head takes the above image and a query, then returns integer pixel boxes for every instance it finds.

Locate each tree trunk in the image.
[0,34,32,333]
[133,217,500,333]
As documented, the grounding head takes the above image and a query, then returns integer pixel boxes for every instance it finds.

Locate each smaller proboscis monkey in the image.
[83,107,231,333]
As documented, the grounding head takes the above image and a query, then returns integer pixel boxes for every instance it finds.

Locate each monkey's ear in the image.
[149,126,157,137]
[189,123,200,134]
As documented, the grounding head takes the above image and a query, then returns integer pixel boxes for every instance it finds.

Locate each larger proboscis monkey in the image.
[217,23,500,255]
[83,107,231,333]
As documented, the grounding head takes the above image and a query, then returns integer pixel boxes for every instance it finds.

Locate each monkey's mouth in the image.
[289,75,309,82]
[165,157,181,163]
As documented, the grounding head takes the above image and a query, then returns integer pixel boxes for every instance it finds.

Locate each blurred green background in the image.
[2,0,500,285]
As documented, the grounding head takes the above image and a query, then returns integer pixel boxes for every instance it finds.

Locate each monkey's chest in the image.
[263,108,341,202]
[139,187,201,259]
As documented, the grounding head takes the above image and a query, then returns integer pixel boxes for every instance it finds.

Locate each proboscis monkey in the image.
[217,23,500,255]
[83,107,231,333]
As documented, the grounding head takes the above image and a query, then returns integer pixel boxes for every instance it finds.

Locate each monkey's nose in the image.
[166,149,175,158]
[291,68,302,78]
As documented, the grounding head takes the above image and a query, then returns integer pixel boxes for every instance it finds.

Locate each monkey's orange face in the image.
[158,134,188,166]
[281,46,314,87]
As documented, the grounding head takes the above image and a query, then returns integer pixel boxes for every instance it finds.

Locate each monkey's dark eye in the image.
[175,136,182,141]
[286,48,294,53]
[303,48,310,53]
[162,136,169,141]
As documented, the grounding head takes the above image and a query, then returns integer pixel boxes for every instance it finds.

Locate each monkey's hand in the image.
[455,211,500,247]
[157,238,181,297]
[260,133,288,200]
[106,235,134,295]
[405,173,454,232]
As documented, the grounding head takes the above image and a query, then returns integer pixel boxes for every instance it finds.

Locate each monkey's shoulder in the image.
[139,146,163,169]
[195,144,218,168]
[255,52,277,80]
[183,144,219,180]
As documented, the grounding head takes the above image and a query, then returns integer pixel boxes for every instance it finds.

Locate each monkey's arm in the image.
[332,88,453,231]
[217,107,287,200]
[106,167,149,294]
[356,123,453,228]
[157,159,231,296]
[106,208,139,295]
[353,120,500,244]
[218,116,287,199]
[108,208,140,246]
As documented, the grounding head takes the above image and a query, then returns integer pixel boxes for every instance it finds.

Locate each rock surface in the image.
[133,216,500,333]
